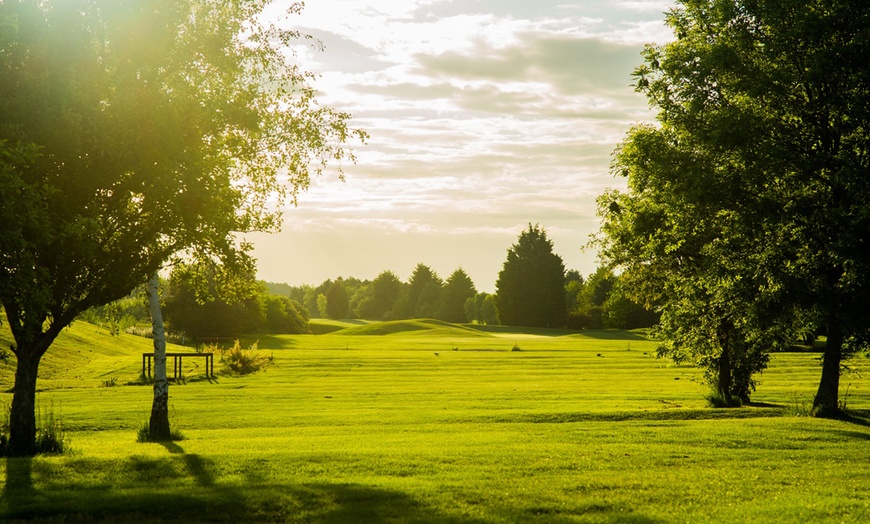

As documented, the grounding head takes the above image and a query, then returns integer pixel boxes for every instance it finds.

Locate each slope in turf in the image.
[336,318,491,337]
[0,317,189,390]
[307,318,373,335]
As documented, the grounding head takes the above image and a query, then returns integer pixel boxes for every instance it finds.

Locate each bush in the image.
[217,340,272,376]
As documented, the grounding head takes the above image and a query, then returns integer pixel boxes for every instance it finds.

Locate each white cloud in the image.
[250,0,665,287]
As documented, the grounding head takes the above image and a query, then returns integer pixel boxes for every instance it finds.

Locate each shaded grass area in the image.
[2,319,870,522]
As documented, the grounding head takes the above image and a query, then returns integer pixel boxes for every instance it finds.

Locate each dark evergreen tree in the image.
[495,224,566,328]
[404,264,443,318]
[438,268,477,323]
[358,271,404,320]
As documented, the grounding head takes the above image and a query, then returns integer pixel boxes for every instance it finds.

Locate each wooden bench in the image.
[142,352,215,380]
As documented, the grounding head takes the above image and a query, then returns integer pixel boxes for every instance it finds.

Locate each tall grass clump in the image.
[705,390,743,408]
[137,420,185,443]
[0,401,68,456]
[216,340,272,376]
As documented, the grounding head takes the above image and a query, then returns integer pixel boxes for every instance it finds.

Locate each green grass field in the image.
[2,318,870,522]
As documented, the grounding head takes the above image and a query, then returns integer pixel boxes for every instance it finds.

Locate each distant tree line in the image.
[266,224,657,331]
[268,265,480,325]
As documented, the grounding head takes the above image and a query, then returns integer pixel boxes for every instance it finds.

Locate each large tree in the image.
[0,0,363,455]
[356,271,404,320]
[438,268,477,323]
[597,0,870,411]
[401,263,443,319]
[495,224,567,328]
[324,279,349,320]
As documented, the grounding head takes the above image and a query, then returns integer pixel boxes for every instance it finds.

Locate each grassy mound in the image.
[307,318,372,335]
[337,318,490,337]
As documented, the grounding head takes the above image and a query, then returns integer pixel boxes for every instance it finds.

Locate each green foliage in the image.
[217,340,272,376]
[438,268,477,323]
[262,294,309,335]
[78,285,151,335]
[594,0,870,405]
[316,293,328,319]
[401,264,443,319]
[705,390,743,409]
[136,420,184,443]
[325,280,349,320]
[276,268,474,325]
[0,0,362,455]
[495,224,567,328]
[567,267,613,329]
[1,401,67,456]
[356,271,404,320]
[163,260,308,338]
[464,292,498,325]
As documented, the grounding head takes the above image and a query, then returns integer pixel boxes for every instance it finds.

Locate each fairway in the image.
[2,319,870,522]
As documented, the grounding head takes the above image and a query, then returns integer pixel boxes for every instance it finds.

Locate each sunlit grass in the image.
[2,318,870,522]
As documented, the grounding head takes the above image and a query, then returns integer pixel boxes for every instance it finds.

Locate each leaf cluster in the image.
[0,0,363,356]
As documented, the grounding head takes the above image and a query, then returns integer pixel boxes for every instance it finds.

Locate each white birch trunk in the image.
[147,271,171,439]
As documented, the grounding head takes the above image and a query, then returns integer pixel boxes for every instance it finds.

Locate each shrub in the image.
[217,340,272,376]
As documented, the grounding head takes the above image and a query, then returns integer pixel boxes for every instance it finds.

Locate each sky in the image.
[249,0,676,292]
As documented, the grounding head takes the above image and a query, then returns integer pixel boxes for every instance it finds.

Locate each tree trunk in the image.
[716,342,734,403]
[7,348,42,456]
[813,321,843,416]
[147,272,171,439]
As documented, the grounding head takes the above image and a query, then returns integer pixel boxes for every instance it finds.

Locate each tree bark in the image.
[813,321,843,416]
[7,348,43,456]
[716,345,733,401]
[147,272,171,439]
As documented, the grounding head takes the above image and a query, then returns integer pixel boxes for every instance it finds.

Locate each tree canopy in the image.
[597,0,870,410]
[162,260,308,339]
[495,224,567,328]
[439,268,477,323]
[399,264,443,319]
[0,0,363,455]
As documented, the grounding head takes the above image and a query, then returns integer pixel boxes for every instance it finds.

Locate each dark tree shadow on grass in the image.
[1,452,490,523]
[1,450,669,523]
[833,409,870,428]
